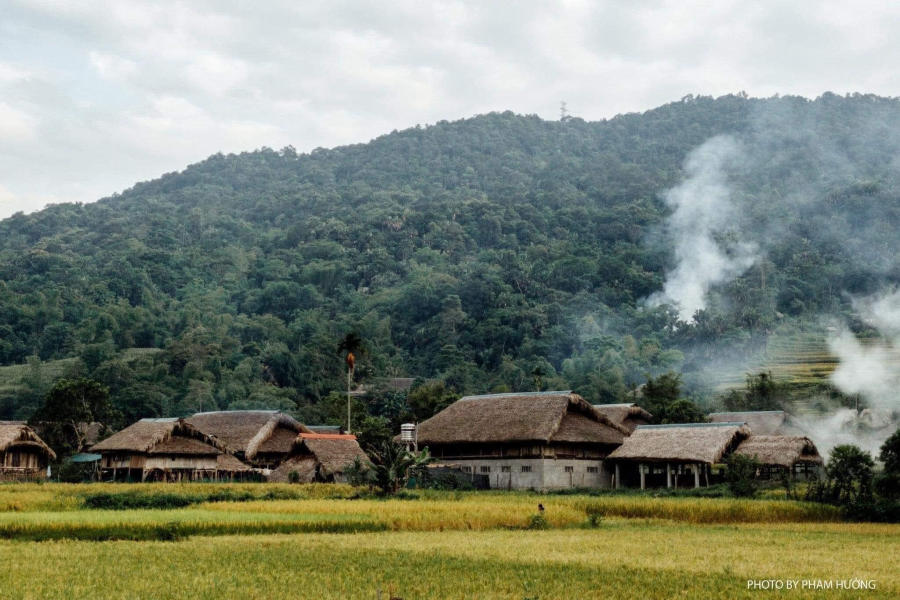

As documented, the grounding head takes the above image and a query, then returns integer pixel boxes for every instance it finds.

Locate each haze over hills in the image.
[1,93,899,440]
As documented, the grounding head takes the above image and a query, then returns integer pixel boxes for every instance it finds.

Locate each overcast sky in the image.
[1,0,899,219]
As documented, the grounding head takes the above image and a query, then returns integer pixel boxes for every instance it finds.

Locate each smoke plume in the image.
[647,135,759,322]
[814,288,900,456]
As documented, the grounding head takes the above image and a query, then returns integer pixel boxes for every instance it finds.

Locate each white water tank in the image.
[400,423,417,442]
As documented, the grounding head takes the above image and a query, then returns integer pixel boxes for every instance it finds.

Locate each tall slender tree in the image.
[337,332,364,433]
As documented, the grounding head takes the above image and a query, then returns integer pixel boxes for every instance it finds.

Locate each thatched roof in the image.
[708,411,786,435]
[593,403,653,433]
[608,422,750,464]
[185,411,310,459]
[415,391,627,445]
[293,434,368,475]
[735,435,823,467]
[216,452,252,472]
[268,456,317,483]
[269,434,367,482]
[0,421,56,460]
[91,418,224,455]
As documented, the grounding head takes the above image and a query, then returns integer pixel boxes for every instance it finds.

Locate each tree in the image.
[28,378,117,458]
[825,444,875,506]
[337,332,364,433]
[875,428,900,499]
[641,372,706,424]
[407,381,457,421]
[724,372,782,411]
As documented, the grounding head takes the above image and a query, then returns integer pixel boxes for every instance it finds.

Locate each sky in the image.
[1,0,899,219]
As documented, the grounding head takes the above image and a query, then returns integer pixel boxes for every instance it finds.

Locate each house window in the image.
[480,466,491,473]
[462,466,472,473]
[586,466,598,473]
[564,466,574,473]
[521,465,532,473]
[501,466,511,473]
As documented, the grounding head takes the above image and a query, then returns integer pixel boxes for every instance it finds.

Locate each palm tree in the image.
[337,332,364,433]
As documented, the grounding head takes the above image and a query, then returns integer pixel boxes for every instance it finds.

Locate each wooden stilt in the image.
[666,463,672,488]
[694,464,700,488]
[639,463,646,490]
[614,464,620,490]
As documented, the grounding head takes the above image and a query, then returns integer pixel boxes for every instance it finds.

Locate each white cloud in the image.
[89,51,137,80]
[1,0,899,218]
[0,102,38,142]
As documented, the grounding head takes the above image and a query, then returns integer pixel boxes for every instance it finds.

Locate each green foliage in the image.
[406,381,458,421]
[875,428,900,500]
[725,453,761,498]
[526,513,548,530]
[641,372,707,423]
[350,443,433,496]
[723,372,784,411]
[28,378,117,458]
[825,445,875,506]
[0,95,899,424]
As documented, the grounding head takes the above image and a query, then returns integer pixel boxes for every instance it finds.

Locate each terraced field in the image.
[709,330,900,395]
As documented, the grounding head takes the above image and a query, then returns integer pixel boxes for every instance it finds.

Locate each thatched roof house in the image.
[185,410,311,468]
[708,411,786,434]
[417,391,628,447]
[592,403,653,432]
[735,435,823,469]
[0,421,56,480]
[412,391,628,490]
[609,422,749,464]
[270,433,368,483]
[91,418,241,481]
[608,422,750,489]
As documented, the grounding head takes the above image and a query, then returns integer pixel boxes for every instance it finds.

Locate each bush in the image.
[526,513,548,530]
[726,454,760,498]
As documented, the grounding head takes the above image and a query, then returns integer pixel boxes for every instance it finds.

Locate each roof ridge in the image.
[637,422,746,429]
[460,390,572,401]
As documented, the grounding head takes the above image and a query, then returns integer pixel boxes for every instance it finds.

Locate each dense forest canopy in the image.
[1,93,899,431]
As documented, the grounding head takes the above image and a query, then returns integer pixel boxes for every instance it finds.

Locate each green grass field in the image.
[0,483,895,599]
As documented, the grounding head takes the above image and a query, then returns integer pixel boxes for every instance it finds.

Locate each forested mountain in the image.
[2,93,899,429]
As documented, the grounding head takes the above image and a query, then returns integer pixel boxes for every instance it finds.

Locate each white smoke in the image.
[647,136,759,322]
[810,288,900,457]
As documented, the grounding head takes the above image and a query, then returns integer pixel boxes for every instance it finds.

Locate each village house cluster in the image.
[1,391,823,488]
[408,391,823,490]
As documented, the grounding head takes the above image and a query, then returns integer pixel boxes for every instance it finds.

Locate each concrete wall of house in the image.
[444,457,610,490]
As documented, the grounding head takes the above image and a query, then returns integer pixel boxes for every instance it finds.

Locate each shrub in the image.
[526,513,548,530]
[726,454,760,498]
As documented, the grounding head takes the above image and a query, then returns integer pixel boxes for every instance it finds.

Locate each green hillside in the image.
[1,93,899,425]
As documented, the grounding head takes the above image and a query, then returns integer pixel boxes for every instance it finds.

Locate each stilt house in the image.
[91,418,243,481]
[0,421,56,480]
[608,422,750,489]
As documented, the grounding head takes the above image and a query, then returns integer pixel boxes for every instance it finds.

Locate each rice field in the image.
[0,483,894,599]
